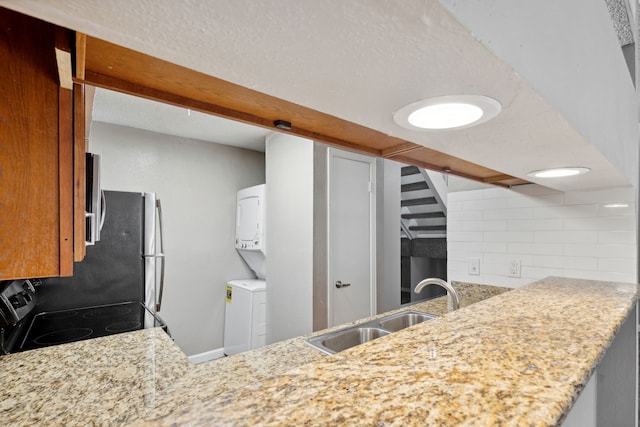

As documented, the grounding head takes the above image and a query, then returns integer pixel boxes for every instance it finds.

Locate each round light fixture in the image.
[527,167,591,178]
[393,95,501,131]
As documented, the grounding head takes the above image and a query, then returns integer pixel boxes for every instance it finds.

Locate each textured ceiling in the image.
[605,0,634,45]
[0,0,634,191]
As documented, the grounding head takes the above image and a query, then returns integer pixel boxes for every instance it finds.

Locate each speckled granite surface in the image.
[0,278,636,426]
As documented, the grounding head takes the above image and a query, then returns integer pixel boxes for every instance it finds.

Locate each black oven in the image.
[0,279,168,354]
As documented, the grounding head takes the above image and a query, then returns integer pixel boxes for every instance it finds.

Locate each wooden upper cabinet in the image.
[0,8,84,279]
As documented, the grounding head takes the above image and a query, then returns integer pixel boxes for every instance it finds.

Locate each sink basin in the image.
[376,311,436,332]
[305,310,436,354]
[306,327,389,355]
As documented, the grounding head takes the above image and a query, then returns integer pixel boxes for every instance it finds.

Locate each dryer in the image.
[235,184,266,279]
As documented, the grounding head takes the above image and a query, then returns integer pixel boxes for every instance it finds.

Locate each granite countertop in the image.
[0,278,636,426]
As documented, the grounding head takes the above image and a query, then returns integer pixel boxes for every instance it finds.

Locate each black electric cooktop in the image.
[18,301,166,352]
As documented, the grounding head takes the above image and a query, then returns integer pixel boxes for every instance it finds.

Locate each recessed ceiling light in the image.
[393,95,501,131]
[527,167,591,178]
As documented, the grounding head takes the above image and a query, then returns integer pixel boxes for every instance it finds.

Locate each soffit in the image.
[0,0,630,190]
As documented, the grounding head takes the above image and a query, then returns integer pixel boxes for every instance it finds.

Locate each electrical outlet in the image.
[509,260,521,278]
[468,258,480,275]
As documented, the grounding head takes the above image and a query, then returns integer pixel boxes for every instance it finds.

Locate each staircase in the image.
[400,166,447,239]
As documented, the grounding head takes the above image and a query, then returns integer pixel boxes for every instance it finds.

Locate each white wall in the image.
[89,122,265,356]
[265,133,314,343]
[448,184,637,287]
[377,158,401,313]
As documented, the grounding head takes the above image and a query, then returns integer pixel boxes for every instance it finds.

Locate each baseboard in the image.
[188,347,226,364]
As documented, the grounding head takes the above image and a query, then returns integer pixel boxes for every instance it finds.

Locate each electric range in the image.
[0,279,168,354]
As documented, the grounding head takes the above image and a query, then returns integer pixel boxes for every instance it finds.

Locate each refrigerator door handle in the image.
[155,198,166,312]
[142,194,166,313]
[99,190,107,233]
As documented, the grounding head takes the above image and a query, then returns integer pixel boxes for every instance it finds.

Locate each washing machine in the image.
[223,279,266,356]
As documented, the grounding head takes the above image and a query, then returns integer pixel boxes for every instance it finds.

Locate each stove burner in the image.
[105,321,141,333]
[82,305,132,320]
[13,302,168,353]
[40,310,79,320]
[33,328,94,346]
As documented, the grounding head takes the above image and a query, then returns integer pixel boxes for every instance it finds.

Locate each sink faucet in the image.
[414,278,460,311]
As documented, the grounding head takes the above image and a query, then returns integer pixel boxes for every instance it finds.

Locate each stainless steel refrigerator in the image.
[37,190,166,317]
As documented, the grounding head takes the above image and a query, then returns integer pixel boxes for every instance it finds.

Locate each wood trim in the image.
[75,32,86,80]
[380,142,422,157]
[390,153,511,188]
[55,28,72,89]
[81,70,383,156]
[73,83,86,262]
[79,34,530,187]
[483,174,517,183]
[59,87,74,275]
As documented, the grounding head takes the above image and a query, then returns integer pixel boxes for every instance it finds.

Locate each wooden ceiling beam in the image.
[77,33,530,188]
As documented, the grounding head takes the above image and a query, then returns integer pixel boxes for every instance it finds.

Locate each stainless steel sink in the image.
[375,311,436,332]
[306,327,390,355]
[305,310,435,354]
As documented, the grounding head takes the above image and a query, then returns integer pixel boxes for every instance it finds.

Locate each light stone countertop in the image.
[0,278,636,426]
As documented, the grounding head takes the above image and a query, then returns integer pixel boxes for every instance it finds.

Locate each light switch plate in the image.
[468,258,480,275]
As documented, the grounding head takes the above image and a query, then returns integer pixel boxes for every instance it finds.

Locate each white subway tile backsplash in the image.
[535,230,597,244]
[463,198,507,212]
[447,231,483,242]
[531,255,565,269]
[482,187,512,199]
[455,210,483,221]
[532,206,566,219]
[508,243,564,256]
[484,208,533,220]
[462,221,484,232]
[482,242,508,253]
[448,200,463,212]
[483,262,507,276]
[482,220,509,231]
[564,243,599,257]
[507,193,564,209]
[597,244,636,259]
[447,241,483,253]
[447,221,463,232]
[558,204,598,219]
[447,260,468,272]
[521,265,561,279]
[596,204,635,217]
[447,185,637,287]
[563,216,635,231]
[598,258,636,274]
[484,231,533,243]
[597,230,636,245]
[533,255,597,271]
[450,190,487,201]
[508,218,563,231]
[483,253,509,265]
[554,270,602,281]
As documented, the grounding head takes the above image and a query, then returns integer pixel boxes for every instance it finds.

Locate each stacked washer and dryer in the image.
[223,184,267,356]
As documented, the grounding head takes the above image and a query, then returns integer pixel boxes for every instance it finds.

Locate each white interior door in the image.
[329,148,375,326]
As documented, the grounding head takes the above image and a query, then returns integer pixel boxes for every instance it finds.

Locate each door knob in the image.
[335,281,351,288]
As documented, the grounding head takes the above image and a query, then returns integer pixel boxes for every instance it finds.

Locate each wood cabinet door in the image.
[0,8,74,279]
